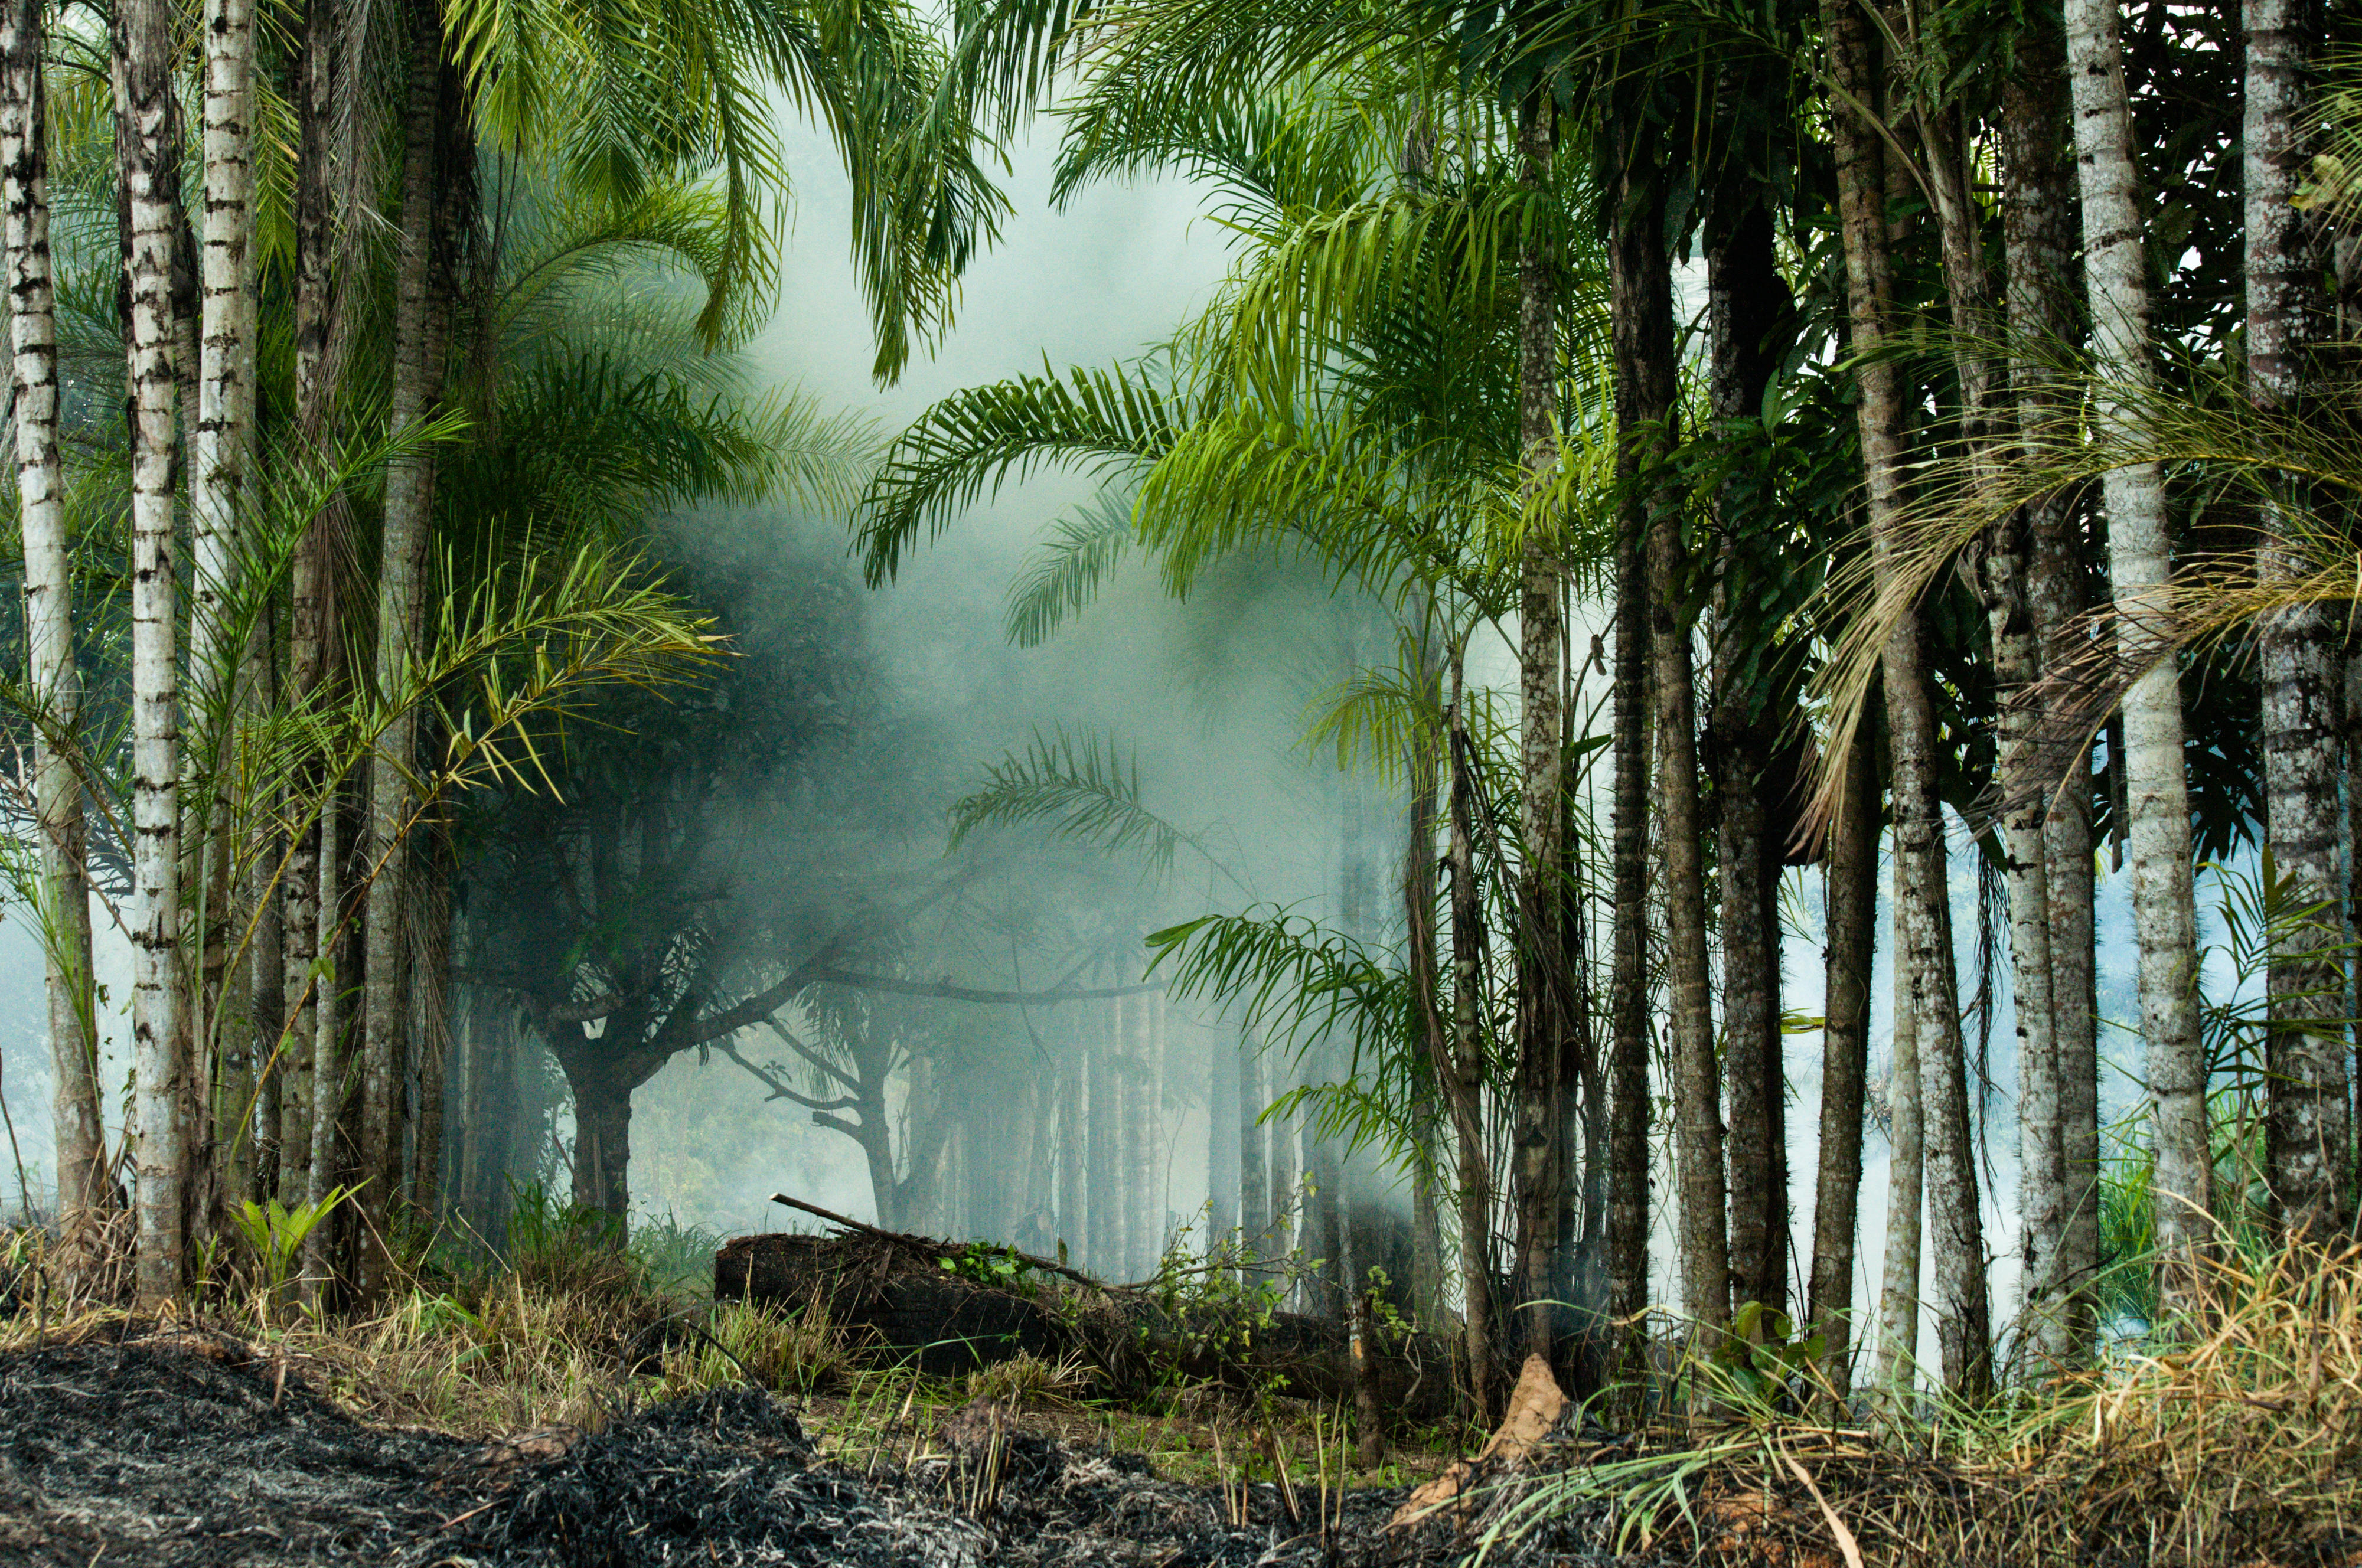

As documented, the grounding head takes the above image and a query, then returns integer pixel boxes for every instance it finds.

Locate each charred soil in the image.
[0,1330,1633,1567]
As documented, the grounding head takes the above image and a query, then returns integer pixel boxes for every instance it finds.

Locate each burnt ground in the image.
[0,1334,1640,1567]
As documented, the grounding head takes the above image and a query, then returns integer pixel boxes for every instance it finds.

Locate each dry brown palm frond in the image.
[1803,335,2362,837]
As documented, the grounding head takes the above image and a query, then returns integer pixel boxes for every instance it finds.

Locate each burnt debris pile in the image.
[0,1335,1637,1567]
[715,1219,1457,1422]
[0,1331,474,1566]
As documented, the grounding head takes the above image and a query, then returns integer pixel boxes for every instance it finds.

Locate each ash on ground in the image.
[0,1335,1638,1567]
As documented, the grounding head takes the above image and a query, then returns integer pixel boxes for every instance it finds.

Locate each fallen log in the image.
[713,1219,1459,1422]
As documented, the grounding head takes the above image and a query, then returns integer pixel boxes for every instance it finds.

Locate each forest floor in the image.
[6,1233,2362,1566]
[0,1319,1639,1567]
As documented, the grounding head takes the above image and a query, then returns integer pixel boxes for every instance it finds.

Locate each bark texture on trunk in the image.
[283,0,341,1227]
[2067,0,2211,1309]
[357,0,448,1299]
[4,0,107,1264]
[1605,403,1653,1377]
[1809,726,1874,1403]
[1914,822,1992,1399]
[1824,0,1926,1404]
[2248,0,2348,1242]
[1971,26,2066,1373]
[2006,0,2097,1364]
[194,0,258,1221]
[1617,129,1720,1336]
[413,847,452,1215]
[554,1039,657,1219]
[1707,187,1790,1321]
[1875,852,1923,1406]
[116,0,189,1306]
[1403,700,1449,1322]
[1908,87,2003,1413]
[1446,659,1497,1420]
[2007,0,2100,1355]
[1509,89,1566,1367]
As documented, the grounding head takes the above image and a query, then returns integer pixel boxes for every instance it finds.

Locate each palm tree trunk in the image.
[1606,409,1653,1380]
[1825,0,1989,1401]
[1404,687,1448,1322]
[1509,89,1566,1366]
[1826,0,1917,1405]
[1810,723,1875,1403]
[2005,0,2099,1355]
[115,0,190,1306]
[1912,108,2012,1410]
[1447,658,1497,1420]
[1939,68,2072,1377]
[3,0,107,1269]
[553,1039,652,1219]
[1618,127,1720,1337]
[303,775,350,1295]
[1914,814,1992,1397]
[192,0,259,1220]
[2066,0,2211,1310]
[2248,0,2347,1242]
[1875,848,1924,1408]
[282,0,340,1221]
[246,600,282,1204]
[1707,185,1789,1319]
[357,0,448,1299]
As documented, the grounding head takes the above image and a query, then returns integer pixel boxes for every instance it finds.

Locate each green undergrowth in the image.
[1,1187,1469,1491]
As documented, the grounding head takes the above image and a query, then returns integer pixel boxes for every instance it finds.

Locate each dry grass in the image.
[1480,1244,2362,1567]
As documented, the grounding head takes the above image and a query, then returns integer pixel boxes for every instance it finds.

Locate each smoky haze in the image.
[551,123,1397,1276]
[0,109,2178,1355]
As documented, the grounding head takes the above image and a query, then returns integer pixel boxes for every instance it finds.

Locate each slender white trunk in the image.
[2066,0,2210,1309]
[115,0,188,1305]
[2247,0,2347,1240]
[3,0,104,1254]
[194,0,257,1210]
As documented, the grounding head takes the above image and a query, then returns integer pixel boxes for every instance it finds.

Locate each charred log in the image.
[715,1227,1459,1420]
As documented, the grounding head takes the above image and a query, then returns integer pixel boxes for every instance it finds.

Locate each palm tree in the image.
[354,0,460,1302]
[1,0,107,1278]
[1821,0,1950,1403]
[188,0,260,1203]
[113,0,193,1306]
[2064,0,2210,1317]
[280,0,1010,1295]
[861,47,1638,1404]
[2246,0,2347,1243]
[2001,0,2087,1370]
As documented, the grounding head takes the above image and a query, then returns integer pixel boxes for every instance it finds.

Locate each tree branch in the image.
[765,1015,860,1090]
[715,1040,857,1114]
[552,991,625,1024]
[810,969,1164,1005]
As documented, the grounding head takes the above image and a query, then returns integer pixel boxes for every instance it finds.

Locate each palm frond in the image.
[948,726,1222,881]
[857,358,1195,584]
[1002,486,1135,646]
[1145,904,1401,1073]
